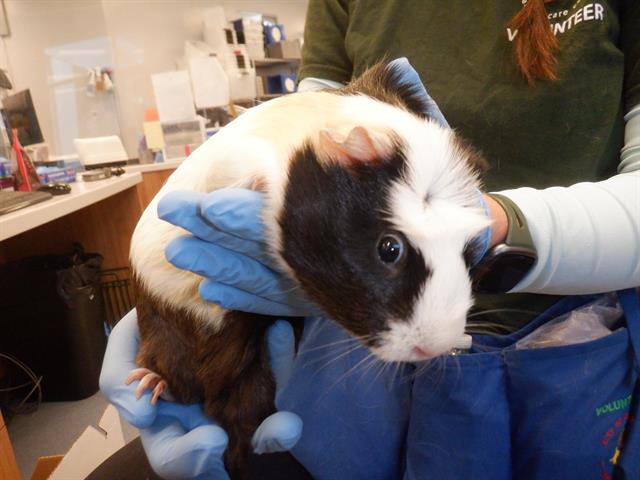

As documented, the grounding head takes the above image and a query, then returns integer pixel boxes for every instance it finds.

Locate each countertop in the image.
[0,172,142,241]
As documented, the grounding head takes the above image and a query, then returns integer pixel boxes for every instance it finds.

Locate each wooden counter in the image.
[0,410,21,480]
[0,168,176,270]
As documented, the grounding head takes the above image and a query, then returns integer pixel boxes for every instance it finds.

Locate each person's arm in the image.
[492,105,640,296]
[495,171,639,296]
[492,1,640,295]
[484,108,640,296]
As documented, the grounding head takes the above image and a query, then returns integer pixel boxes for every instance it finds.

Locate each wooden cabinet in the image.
[0,410,21,480]
[0,169,176,270]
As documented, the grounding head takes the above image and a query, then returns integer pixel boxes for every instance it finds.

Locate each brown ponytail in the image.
[508,0,558,85]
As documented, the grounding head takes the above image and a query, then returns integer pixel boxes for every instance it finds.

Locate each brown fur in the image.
[339,60,432,119]
[135,277,280,479]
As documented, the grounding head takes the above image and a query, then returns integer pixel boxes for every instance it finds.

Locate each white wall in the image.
[1,0,309,157]
[1,0,119,156]
[103,0,309,157]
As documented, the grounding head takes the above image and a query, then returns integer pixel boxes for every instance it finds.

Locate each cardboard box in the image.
[30,457,62,480]
[30,405,126,480]
[266,40,301,59]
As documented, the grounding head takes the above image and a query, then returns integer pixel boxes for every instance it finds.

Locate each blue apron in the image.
[405,289,640,479]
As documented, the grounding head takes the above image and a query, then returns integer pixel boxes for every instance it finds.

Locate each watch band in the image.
[470,194,537,293]
[487,193,535,251]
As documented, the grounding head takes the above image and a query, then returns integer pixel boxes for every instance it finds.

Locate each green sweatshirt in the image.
[299,0,640,327]
[300,0,640,191]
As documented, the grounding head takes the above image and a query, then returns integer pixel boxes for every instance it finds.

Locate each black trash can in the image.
[0,245,107,401]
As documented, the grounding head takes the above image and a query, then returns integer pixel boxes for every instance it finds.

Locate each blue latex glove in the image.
[389,57,450,128]
[99,309,302,480]
[159,189,321,317]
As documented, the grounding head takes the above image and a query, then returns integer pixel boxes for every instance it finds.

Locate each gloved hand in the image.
[99,309,302,480]
[159,189,322,317]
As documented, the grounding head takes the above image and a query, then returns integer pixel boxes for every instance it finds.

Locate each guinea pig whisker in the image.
[369,360,387,386]
[306,342,369,370]
[465,321,513,335]
[451,354,463,385]
[369,358,398,390]
[392,360,404,384]
[359,360,388,392]
[434,356,448,387]
[412,356,445,385]
[300,335,368,353]
[301,345,362,368]
[274,283,305,295]
[465,308,541,336]
[467,308,540,319]
[465,329,506,336]
[300,335,374,365]
[411,358,431,378]
[380,360,397,389]
[326,352,378,392]
[465,321,509,328]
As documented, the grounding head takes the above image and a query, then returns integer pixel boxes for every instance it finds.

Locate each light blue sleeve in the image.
[499,103,640,294]
[297,76,344,92]
[619,104,640,173]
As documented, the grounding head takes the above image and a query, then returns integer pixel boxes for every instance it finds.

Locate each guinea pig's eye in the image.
[377,233,406,265]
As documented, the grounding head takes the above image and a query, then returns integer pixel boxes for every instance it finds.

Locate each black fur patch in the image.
[278,142,430,345]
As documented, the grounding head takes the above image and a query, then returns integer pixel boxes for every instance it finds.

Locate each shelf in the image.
[254,58,300,67]
[258,93,286,100]
[233,93,291,103]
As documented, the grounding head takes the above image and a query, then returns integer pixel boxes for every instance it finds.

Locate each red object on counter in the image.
[144,107,159,122]
[12,128,32,192]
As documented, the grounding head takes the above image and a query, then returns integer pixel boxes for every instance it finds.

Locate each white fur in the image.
[372,125,490,361]
[131,91,488,359]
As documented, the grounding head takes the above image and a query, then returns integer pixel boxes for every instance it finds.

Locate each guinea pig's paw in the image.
[125,367,175,405]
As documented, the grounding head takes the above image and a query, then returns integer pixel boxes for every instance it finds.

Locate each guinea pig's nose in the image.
[412,346,431,359]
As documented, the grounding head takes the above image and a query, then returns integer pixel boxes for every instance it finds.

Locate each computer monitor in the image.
[2,89,44,147]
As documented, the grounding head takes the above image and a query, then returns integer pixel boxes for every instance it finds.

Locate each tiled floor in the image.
[6,392,138,479]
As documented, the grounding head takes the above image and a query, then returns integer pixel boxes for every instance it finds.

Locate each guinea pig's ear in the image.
[319,126,392,167]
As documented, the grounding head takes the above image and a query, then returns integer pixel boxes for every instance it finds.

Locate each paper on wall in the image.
[143,121,164,150]
[151,70,197,123]
[189,56,230,109]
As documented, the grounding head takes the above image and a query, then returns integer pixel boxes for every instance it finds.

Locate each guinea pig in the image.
[128,59,489,478]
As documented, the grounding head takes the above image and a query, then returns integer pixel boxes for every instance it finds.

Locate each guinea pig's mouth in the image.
[369,325,473,363]
[409,334,473,361]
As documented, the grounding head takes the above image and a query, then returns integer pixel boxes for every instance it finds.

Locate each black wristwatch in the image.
[471,194,537,294]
